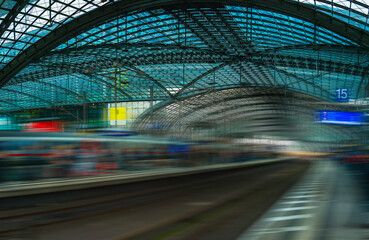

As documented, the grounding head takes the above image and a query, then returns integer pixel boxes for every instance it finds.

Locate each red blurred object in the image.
[342,155,369,163]
[23,121,63,132]
[96,162,119,170]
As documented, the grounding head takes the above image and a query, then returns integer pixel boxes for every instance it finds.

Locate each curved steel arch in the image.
[44,42,368,77]
[119,65,174,98]
[134,86,322,128]
[1,0,369,89]
[174,57,335,99]
[163,98,307,130]
[0,1,29,41]
[172,108,304,138]
[11,69,84,100]
[40,52,173,98]
[0,111,12,117]
[29,80,83,100]
[1,88,82,120]
[0,99,26,111]
[40,63,133,101]
[1,88,54,105]
[15,43,366,105]
[134,86,323,132]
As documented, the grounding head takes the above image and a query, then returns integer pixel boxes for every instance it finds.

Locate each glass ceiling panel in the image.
[275,66,364,99]
[52,5,357,54]
[56,10,202,50]
[136,63,219,92]
[295,0,369,31]
[0,0,17,22]
[0,0,106,69]
[226,6,357,49]
[274,47,369,66]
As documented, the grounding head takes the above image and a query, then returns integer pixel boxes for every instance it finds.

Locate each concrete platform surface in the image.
[237,159,369,240]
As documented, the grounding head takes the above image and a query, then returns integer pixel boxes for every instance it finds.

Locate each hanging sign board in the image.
[335,88,349,102]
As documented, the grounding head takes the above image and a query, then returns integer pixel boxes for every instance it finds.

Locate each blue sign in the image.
[315,111,365,125]
[168,144,190,153]
[336,88,349,102]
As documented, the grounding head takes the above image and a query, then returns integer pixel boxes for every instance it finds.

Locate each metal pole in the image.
[82,91,86,124]
[150,86,153,129]
[115,69,118,126]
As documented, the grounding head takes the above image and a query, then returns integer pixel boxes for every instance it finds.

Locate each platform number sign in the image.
[335,88,349,102]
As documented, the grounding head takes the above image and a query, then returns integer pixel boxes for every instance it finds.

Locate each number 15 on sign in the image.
[336,88,349,102]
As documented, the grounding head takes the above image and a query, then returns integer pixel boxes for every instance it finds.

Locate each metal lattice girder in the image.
[13,43,361,104]
[17,45,368,86]
[175,58,340,99]
[0,1,29,40]
[1,87,82,120]
[1,0,369,120]
[119,65,174,98]
[40,63,133,101]
[40,43,367,75]
[134,87,319,129]
[2,0,369,90]
[11,76,83,101]
[1,88,52,106]
[0,99,25,111]
[0,1,105,65]
[40,48,178,98]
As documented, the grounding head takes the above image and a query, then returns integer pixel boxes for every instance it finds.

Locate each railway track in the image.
[125,161,309,240]
[0,160,309,240]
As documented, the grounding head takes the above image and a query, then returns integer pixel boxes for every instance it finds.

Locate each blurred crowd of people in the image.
[0,136,278,182]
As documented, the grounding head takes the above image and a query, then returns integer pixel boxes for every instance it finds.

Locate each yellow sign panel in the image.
[109,107,126,120]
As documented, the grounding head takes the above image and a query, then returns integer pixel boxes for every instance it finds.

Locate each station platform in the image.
[0,157,306,240]
[237,159,369,240]
[0,157,290,198]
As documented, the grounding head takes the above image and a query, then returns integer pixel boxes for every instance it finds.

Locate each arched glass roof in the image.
[0,0,104,66]
[1,0,369,141]
[294,0,369,30]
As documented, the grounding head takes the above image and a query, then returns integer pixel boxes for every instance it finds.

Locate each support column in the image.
[150,86,153,129]
[83,91,87,124]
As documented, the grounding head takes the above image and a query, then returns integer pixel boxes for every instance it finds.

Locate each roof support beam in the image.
[46,43,367,76]
[0,99,25,111]
[82,55,173,98]
[89,73,133,100]
[1,88,81,120]
[41,54,170,99]
[29,80,83,99]
[355,63,369,99]
[257,63,333,98]
[175,53,336,99]
[127,65,174,98]
[1,0,369,89]
[174,62,229,97]
[41,64,133,101]
[1,88,53,105]
[0,1,29,39]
